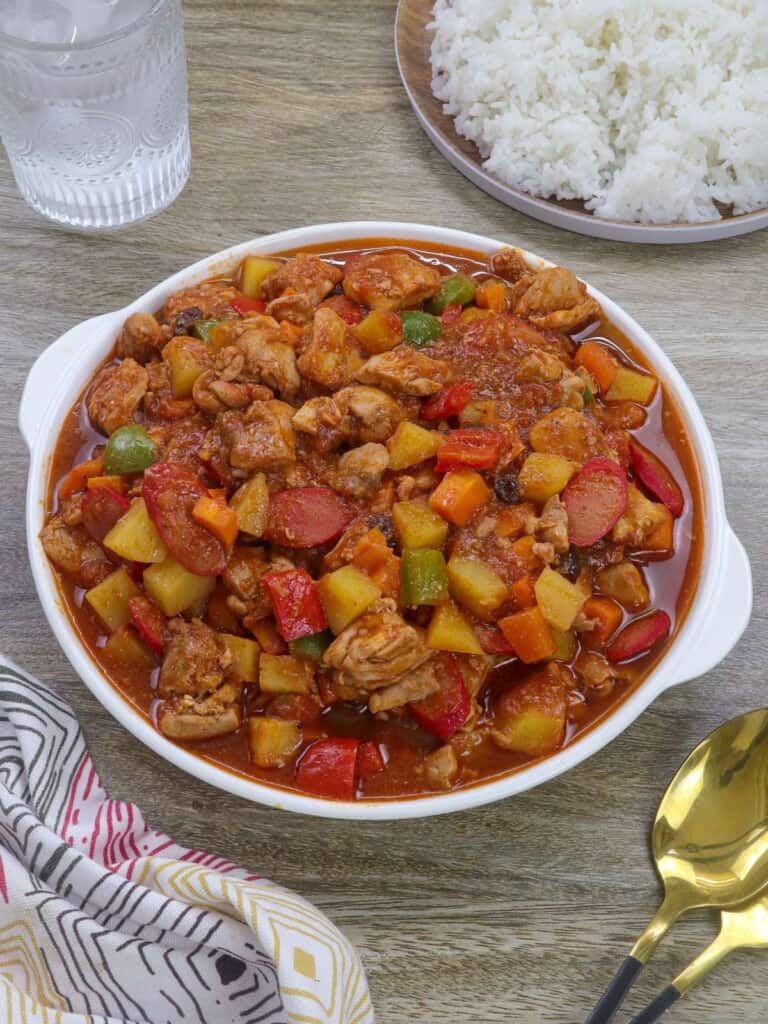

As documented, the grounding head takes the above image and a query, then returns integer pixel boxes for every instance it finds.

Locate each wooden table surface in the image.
[1,2,766,1020]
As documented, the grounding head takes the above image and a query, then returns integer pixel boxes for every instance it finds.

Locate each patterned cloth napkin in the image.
[0,657,373,1024]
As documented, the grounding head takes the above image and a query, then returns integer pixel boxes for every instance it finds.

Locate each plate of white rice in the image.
[395,0,768,242]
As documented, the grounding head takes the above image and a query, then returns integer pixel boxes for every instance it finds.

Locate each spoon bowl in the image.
[586,708,768,1022]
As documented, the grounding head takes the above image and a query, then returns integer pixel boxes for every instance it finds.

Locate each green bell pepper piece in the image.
[428,273,476,314]
[400,548,449,606]
[192,319,221,342]
[401,311,441,348]
[103,425,156,475]
[290,629,334,662]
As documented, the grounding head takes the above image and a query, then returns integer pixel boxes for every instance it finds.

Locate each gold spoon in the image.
[585,708,768,1023]
[626,894,768,1023]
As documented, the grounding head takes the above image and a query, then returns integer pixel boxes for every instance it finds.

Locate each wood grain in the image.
[1,1,767,1021]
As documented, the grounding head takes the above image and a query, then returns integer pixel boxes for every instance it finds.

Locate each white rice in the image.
[429,0,768,223]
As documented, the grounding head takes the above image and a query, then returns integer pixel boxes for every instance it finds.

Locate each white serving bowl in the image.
[21,222,752,820]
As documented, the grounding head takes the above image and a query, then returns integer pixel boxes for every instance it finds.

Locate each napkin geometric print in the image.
[0,658,374,1024]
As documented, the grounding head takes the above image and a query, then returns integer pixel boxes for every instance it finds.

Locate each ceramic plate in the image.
[395,0,768,244]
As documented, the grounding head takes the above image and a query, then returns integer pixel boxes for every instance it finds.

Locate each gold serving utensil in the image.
[585,708,768,1023]
[627,894,768,1023]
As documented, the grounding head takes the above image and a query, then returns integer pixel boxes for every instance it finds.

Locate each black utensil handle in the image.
[628,985,681,1024]
[584,956,644,1023]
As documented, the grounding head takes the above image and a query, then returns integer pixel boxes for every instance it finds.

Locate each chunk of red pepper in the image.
[421,382,473,422]
[410,655,470,740]
[296,737,359,800]
[356,740,385,780]
[230,294,267,316]
[263,569,328,642]
[435,428,504,471]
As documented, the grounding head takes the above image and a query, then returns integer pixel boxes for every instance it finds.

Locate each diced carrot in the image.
[511,576,537,609]
[511,534,541,574]
[87,475,125,494]
[58,456,104,499]
[429,469,491,526]
[581,596,623,650]
[192,495,239,548]
[369,554,401,601]
[209,321,233,350]
[281,286,297,296]
[249,619,288,655]
[495,502,536,539]
[280,320,304,343]
[352,528,390,573]
[574,341,619,393]
[498,607,556,663]
[475,280,508,312]
[644,506,675,552]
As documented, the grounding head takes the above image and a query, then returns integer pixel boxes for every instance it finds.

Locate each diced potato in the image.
[143,557,215,617]
[605,366,657,405]
[644,506,674,552]
[498,607,556,663]
[230,473,269,537]
[317,565,381,634]
[519,453,575,503]
[163,336,211,398]
[103,625,156,671]
[85,568,140,632]
[597,561,650,612]
[387,421,442,471]
[248,716,302,768]
[427,601,483,655]
[550,628,577,662]
[447,556,508,620]
[240,255,281,298]
[222,634,260,682]
[534,566,587,631]
[429,468,491,526]
[259,653,314,695]
[353,309,403,354]
[392,499,448,549]
[103,498,168,563]
[492,671,567,756]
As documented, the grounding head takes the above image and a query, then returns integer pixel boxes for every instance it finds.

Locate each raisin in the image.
[367,512,397,549]
[172,306,203,335]
[494,472,520,504]
[559,546,583,581]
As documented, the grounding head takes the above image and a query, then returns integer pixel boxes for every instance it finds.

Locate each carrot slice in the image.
[574,341,618,393]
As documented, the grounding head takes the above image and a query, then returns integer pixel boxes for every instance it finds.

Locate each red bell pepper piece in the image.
[230,294,267,316]
[410,655,470,740]
[607,609,671,663]
[356,740,385,780]
[296,737,360,800]
[629,439,684,517]
[128,595,166,654]
[265,486,353,548]
[441,303,463,325]
[263,569,328,642]
[435,428,504,472]
[421,382,473,422]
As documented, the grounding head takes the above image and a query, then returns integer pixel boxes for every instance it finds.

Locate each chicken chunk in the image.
[529,407,608,462]
[575,652,618,700]
[163,279,239,322]
[235,315,300,399]
[490,247,530,283]
[86,358,148,435]
[334,443,389,499]
[355,346,451,397]
[424,745,459,790]
[297,307,365,389]
[261,253,342,307]
[192,370,268,415]
[214,399,296,473]
[116,312,164,364]
[612,485,668,547]
[291,395,347,451]
[292,386,404,450]
[533,495,570,553]
[368,657,441,713]
[157,694,242,740]
[343,251,441,311]
[39,515,111,587]
[157,618,233,699]
[514,267,602,331]
[596,560,650,611]
[323,598,431,689]
[516,349,566,384]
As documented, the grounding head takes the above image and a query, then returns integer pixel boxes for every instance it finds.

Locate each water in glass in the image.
[0,0,190,230]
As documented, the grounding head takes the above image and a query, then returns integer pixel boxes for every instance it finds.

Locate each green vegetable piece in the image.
[193,319,221,342]
[103,425,156,476]
[400,548,449,607]
[290,629,334,662]
[428,273,476,314]
[401,311,441,348]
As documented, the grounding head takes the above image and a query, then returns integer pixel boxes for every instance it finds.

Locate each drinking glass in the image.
[0,0,190,230]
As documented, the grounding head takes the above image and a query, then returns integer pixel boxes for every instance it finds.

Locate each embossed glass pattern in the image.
[0,0,190,230]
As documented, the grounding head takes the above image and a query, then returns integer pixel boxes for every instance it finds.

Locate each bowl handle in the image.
[18,313,115,452]
[668,526,752,686]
